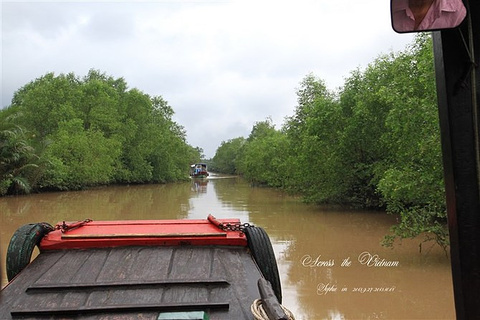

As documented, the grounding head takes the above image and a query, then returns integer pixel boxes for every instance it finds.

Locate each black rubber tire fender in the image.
[6,222,54,281]
[245,226,282,303]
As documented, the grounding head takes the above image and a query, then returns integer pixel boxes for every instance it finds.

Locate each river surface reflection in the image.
[1,175,454,319]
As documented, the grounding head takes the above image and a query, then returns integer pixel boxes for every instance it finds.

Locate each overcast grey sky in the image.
[1,0,414,158]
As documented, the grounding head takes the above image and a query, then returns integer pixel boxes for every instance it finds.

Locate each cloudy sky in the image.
[2,0,414,158]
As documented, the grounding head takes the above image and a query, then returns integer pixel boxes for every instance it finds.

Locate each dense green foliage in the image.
[210,137,245,174]
[212,34,447,248]
[0,70,201,194]
[236,119,290,187]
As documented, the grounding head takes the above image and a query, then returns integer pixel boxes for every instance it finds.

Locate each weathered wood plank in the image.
[258,278,289,320]
[209,247,261,318]
[1,246,262,319]
[28,279,229,291]
[126,247,174,280]
[61,232,227,238]
[167,247,215,279]
[11,302,230,317]
[34,250,100,285]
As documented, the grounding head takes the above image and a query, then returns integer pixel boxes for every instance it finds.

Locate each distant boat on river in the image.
[190,163,209,178]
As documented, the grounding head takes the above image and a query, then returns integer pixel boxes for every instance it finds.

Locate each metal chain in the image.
[218,222,253,233]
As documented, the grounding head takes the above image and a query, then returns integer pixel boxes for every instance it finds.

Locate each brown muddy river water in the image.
[0,175,455,319]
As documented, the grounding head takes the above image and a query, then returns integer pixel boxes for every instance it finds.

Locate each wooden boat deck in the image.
[0,245,262,319]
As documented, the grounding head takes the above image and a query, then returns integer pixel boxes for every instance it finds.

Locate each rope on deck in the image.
[251,299,296,320]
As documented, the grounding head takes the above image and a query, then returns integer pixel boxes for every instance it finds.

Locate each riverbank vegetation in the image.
[212,34,447,249]
[0,70,201,195]
[1,34,446,248]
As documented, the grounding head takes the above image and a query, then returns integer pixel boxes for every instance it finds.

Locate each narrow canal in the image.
[1,174,454,319]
